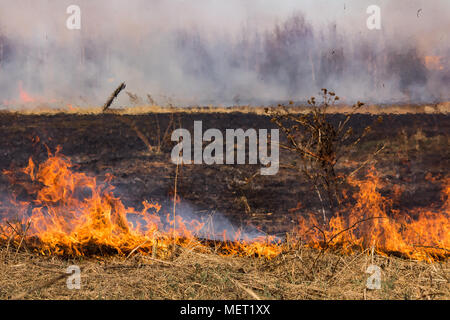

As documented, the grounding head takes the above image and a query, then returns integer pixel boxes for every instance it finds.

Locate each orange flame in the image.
[293,168,449,261]
[0,147,280,258]
[18,81,35,103]
[0,149,448,261]
[424,56,444,71]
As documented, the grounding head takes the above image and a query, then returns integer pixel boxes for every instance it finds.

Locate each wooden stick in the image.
[229,278,261,300]
[103,82,126,112]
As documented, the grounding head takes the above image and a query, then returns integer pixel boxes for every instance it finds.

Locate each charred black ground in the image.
[0,111,448,236]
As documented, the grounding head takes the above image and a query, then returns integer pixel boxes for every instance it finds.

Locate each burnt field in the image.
[0,112,450,299]
[0,110,448,235]
[0,109,448,300]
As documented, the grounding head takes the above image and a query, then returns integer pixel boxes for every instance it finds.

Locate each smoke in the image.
[0,0,449,107]
[125,199,274,242]
[165,200,274,242]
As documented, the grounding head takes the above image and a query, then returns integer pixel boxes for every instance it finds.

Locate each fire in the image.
[18,81,35,103]
[294,169,449,261]
[0,146,280,258]
[2,81,60,107]
[424,56,445,71]
[0,148,448,261]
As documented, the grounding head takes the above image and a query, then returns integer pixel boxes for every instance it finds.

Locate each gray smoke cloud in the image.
[0,0,449,107]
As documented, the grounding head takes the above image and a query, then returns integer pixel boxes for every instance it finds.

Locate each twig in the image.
[154,113,161,152]
[103,82,126,112]
[14,219,31,258]
[326,216,387,245]
[143,256,180,266]
[308,216,387,271]
[172,121,183,248]
[117,116,154,153]
[105,256,179,269]
[125,240,149,260]
[229,278,261,300]
[314,185,327,222]
[412,245,449,253]
[348,144,385,177]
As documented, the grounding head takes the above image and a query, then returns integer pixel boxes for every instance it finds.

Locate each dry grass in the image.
[1,245,448,300]
[1,102,449,115]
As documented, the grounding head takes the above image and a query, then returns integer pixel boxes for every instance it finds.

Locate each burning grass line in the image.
[325,216,389,246]
[413,245,450,253]
[1,145,447,263]
[305,217,387,271]
[125,239,150,260]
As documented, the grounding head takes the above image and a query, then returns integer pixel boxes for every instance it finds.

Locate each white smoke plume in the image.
[0,0,449,107]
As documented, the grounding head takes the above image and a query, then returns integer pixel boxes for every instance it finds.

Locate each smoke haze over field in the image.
[0,0,449,107]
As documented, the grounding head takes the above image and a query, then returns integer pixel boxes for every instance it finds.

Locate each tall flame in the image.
[0,147,280,258]
[294,169,449,261]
